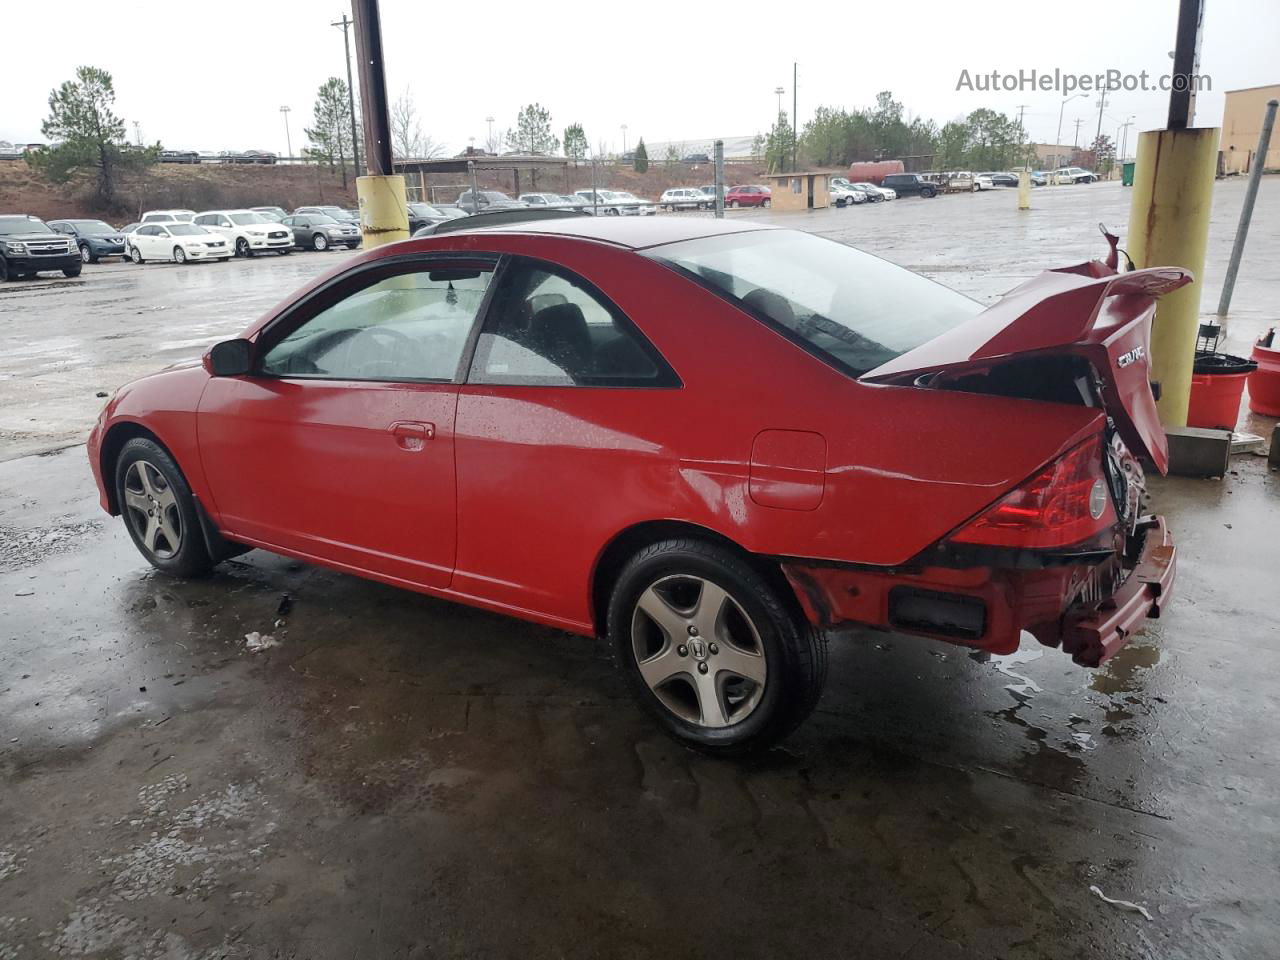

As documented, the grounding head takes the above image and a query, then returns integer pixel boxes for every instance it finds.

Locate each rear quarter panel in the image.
[448,234,1104,628]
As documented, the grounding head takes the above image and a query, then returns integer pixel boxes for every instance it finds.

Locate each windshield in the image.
[169,224,208,236]
[0,216,52,234]
[70,220,116,232]
[229,213,269,225]
[311,215,339,225]
[646,230,983,376]
[481,192,511,201]
[319,207,347,216]
[408,203,443,216]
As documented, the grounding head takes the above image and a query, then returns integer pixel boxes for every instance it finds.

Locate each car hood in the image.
[861,264,1193,473]
[0,232,66,242]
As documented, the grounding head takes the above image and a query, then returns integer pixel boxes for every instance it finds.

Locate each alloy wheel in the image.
[630,574,767,728]
[313,233,328,251]
[174,247,187,264]
[79,245,92,263]
[236,237,251,257]
[123,460,182,559]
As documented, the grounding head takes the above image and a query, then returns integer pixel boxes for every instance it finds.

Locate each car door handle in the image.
[390,421,434,451]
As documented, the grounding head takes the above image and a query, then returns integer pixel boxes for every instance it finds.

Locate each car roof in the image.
[437,215,774,250]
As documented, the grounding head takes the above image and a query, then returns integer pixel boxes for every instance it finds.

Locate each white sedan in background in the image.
[191,210,294,257]
[829,183,867,206]
[127,223,232,264]
[611,191,658,216]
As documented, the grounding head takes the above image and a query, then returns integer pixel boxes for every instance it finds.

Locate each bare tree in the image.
[391,87,422,159]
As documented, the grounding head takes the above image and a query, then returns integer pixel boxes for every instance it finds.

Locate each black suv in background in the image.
[880,174,939,198]
[0,215,82,281]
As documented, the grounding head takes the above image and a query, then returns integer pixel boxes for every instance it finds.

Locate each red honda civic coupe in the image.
[88,216,1179,753]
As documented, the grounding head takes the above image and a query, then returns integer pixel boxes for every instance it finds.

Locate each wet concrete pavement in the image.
[3,179,1280,958]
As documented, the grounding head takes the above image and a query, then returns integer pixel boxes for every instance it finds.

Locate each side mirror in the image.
[209,339,254,377]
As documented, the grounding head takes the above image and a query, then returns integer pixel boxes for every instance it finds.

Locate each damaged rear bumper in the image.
[781,515,1175,667]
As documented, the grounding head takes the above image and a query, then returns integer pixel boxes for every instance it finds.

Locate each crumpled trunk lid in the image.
[861,265,1191,474]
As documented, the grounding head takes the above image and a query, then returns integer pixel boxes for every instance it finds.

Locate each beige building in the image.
[762,172,831,211]
[1033,143,1078,168]
[1220,84,1280,175]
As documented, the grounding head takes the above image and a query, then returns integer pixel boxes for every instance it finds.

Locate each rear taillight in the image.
[949,437,1116,549]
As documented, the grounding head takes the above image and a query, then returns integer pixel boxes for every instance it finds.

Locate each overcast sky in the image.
[4,0,1276,157]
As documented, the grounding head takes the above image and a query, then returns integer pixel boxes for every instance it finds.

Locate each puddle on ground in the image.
[1090,643,1162,696]
[988,648,1044,697]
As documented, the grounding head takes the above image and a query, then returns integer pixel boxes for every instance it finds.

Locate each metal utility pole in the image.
[485,116,494,152]
[1118,115,1135,162]
[332,13,363,179]
[349,0,408,247]
[713,140,725,219]
[791,62,798,174]
[1168,0,1205,129]
[621,124,628,154]
[1094,86,1109,150]
[1217,99,1277,317]
[1125,0,1217,429]
[1072,118,1083,148]
[774,86,784,117]
[280,106,292,160]
[132,121,142,147]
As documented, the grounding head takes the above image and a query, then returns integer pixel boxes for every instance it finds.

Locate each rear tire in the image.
[0,258,9,282]
[922,187,937,198]
[762,198,771,208]
[80,244,95,264]
[608,538,827,755]
[729,199,740,209]
[115,437,214,579]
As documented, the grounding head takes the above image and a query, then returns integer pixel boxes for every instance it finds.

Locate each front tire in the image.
[608,538,827,755]
[62,263,82,278]
[312,233,329,251]
[130,246,144,264]
[0,258,10,282]
[115,437,214,578]
[236,237,252,257]
[173,246,187,264]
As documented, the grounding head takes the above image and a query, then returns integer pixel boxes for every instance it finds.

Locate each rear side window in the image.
[467,259,678,388]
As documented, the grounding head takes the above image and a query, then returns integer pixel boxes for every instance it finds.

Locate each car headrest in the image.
[742,287,796,326]
[529,303,591,374]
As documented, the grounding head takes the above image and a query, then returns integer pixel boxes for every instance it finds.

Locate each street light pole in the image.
[774,86,784,116]
[1056,93,1085,169]
[485,116,494,152]
[280,106,292,160]
[332,14,362,179]
[621,124,628,154]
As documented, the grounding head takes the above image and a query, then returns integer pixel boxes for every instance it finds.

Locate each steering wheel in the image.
[349,325,425,379]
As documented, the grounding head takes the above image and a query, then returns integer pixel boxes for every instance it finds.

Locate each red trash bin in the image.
[1248,333,1280,417]
[1187,352,1257,430]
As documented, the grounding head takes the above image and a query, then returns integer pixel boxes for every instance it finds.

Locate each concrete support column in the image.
[1124,127,1219,427]
[356,174,410,250]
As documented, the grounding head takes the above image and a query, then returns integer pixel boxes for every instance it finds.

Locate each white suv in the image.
[660,188,708,211]
[140,209,196,224]
[192,210,293,257]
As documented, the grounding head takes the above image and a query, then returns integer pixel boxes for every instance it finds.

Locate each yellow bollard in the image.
[1125,127,1219,427]
[355,174,410,250]
[1017,170,1031,210]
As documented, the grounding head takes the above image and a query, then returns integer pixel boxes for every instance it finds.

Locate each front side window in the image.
[261,262,495,382]
[468,260,676,388]
[646,230,982,376]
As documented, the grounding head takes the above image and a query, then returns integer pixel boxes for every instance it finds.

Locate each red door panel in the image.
[197,376,458,588]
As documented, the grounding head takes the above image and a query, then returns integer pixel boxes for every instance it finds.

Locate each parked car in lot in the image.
[193,210,293,257]
[880,173,938,198]
[1054,166,1098,184]
[828,182,867,206]
[555,195,588,212]
[280,213,360,251]
[141,209,197,225]
[89,217,1182,753]
[48,219,128,263]
[855,181,896,200]
[724,185,771,208]
[574,190,631,216]
[457,190,528,214]
[660,188,708,211]
[250,206,289,222]
[293,206,360,227]
[612,191,657,216]
[980,172,1020,187]
[127,222,232,264]
[944,171,978,193]
[405,202,459,232]
[518,193,572,210]
[0,214,81,281]
[698,185,726,205]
